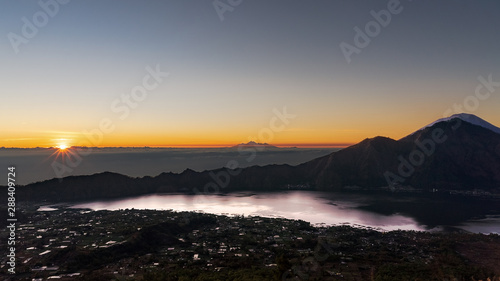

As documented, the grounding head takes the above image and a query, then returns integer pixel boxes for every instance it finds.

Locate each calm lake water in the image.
[64,191,500,234]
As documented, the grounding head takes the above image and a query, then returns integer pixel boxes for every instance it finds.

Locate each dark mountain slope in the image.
[296,136,406,190]
[298,118,500,191]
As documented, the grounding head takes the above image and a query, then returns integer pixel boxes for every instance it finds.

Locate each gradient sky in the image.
[2,0,500,148]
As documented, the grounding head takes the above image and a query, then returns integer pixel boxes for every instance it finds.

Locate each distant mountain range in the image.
[14,114,500,202]
[231,141,279,149]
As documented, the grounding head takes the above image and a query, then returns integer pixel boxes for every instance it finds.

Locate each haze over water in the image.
[1,147,338,185]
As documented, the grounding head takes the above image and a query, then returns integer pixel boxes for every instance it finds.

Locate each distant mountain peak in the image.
[232,141,278,148]
[413,113,500,135]
[246,141,266,145]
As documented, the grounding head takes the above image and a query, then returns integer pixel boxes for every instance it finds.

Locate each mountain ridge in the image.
[410,113,500,137]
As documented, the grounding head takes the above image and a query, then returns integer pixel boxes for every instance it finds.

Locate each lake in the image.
[63,191,500,234]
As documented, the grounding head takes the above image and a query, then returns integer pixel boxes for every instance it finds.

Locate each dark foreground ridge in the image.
[0,208,499,280]
[11,114,500,203]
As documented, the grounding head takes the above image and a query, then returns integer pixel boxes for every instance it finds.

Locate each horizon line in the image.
[0,143,353,149]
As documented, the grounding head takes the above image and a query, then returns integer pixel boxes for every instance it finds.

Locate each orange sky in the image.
[2,108,500,149]
[3,107,500,149]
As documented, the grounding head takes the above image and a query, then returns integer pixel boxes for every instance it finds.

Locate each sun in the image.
[57,144,69,150]
[49,142,73,163]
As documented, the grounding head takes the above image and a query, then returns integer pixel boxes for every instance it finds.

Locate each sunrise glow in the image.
[57,144,68,150]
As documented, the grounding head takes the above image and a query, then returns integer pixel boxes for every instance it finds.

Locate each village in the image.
[1,207,499,280]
